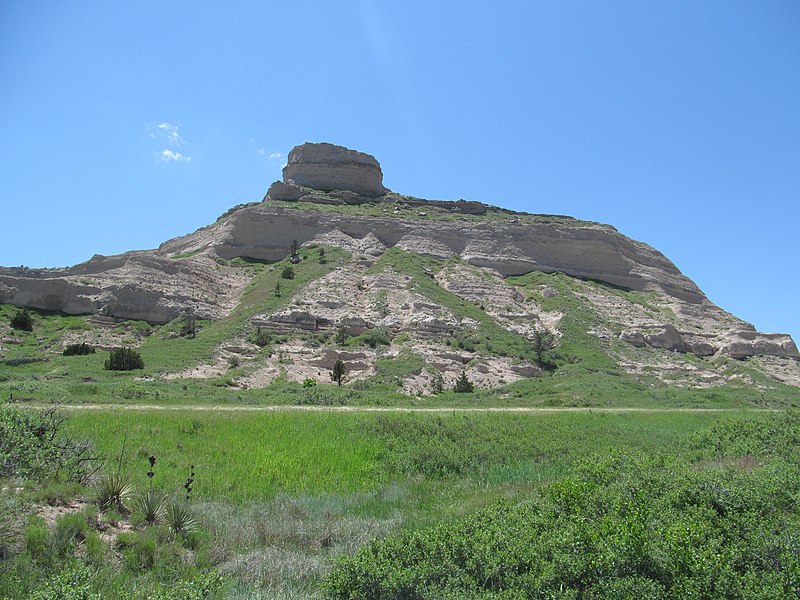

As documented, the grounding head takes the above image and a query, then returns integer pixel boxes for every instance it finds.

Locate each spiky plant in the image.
[95,473,133,513]
[165,501,198,536]
[132,489,166,525]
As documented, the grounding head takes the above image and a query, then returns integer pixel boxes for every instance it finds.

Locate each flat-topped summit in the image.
[277,142,388,197]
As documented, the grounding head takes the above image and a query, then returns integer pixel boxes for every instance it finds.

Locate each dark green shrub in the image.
[325,414,800,599]
[104,347,144,370]
[453,371,474,393]
[62,343,95,356]
[356,328,390,349]
[281,266,295,280]
[10,308,33,331]
[248,328,272,348]
[0,404,98,482]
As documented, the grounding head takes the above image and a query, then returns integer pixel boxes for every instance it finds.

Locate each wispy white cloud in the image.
[160,149,191,162]
[269,152,284,160]
[157,122,185,146]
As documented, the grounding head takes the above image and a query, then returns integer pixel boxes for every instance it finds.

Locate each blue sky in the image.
[1,1,798,340]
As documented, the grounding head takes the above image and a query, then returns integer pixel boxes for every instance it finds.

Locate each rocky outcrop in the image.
[277,142,388,197]
[162,203,706,304]
[620,325,800,360]
[721,331,800,360]
[0,252,248,324]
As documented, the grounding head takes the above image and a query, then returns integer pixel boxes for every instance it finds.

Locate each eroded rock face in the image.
[279,142,388,197]
[0,252,248,324]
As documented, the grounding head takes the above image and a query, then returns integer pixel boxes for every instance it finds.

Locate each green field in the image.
[5,404,791,598]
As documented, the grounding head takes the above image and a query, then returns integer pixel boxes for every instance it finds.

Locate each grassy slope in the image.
[0,247,350,406]
[1,245,798,409]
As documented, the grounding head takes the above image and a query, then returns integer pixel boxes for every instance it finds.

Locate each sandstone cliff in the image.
[1,142,797,370]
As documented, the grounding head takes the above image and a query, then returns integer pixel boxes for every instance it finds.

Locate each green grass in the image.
[2,404,787,598]
[138,245,349,374]
[64,408,736,503]
[265,197,600,228]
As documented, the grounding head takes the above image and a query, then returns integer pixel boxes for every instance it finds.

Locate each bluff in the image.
[1,142,797,368]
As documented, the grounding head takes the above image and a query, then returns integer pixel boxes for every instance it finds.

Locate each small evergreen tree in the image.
[290,239,299,257]
[335,326,349,346]
[281,266,295,280]
[453,371,474,393]
[318,247,326,264]
[105,347,144,371]
[531,326,556,370]
[330,359,346,387]
[274,281,282,297]
[180,307,197,339]
[430,372,444,395]
[10,309,33,332]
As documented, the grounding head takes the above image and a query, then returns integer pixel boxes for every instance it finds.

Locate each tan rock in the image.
[279,142,388,197]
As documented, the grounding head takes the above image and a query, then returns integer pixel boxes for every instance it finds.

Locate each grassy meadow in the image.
[0,405,769,598]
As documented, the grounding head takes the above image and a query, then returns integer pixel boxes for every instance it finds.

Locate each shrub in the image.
[430,372,444,395]
[24,516,49,558]
[248,328,272,348]
[453,371,474,393]
[281,266,295,280]
[10,308,33,331]
[302,377,317,388]
[357,328,390,349]
[62,343,95,356]
[0,404,98,482]
[30,564,101,600]
[104,347,144,370]
[531,326,556,369]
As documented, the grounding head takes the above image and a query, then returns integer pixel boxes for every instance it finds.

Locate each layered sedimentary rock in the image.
[163,203,705,304]
[1,142,797,364]
[276,142,388,197]
[0,252,247,324]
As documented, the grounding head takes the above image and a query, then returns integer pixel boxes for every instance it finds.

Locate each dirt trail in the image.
[29,403,772,414]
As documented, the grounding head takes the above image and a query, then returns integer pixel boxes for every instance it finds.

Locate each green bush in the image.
[62,343,95,356]
[248,328,272,348]
[354,328,390,349]
[0,404,98,482]
[325,413,800,598]
[281,266,295,280]
[10,308,34,331]
[24,515,49,559]
[104,347,144,370]
[30,564,101,600]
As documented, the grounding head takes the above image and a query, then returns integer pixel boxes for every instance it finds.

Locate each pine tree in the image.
[330,359,346,386]
[453,371,474,393]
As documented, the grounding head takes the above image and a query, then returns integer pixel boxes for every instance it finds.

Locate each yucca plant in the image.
[96,472,133,513]
[165,500,198,536]
[132,489,166,525]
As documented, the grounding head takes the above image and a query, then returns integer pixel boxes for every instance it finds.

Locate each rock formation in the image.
[272,142,388,198]
[0,141,797,367]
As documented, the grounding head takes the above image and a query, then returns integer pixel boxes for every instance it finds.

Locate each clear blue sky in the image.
[1,2,798,340]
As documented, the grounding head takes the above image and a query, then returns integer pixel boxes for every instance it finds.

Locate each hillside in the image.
[1,142,798,406]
